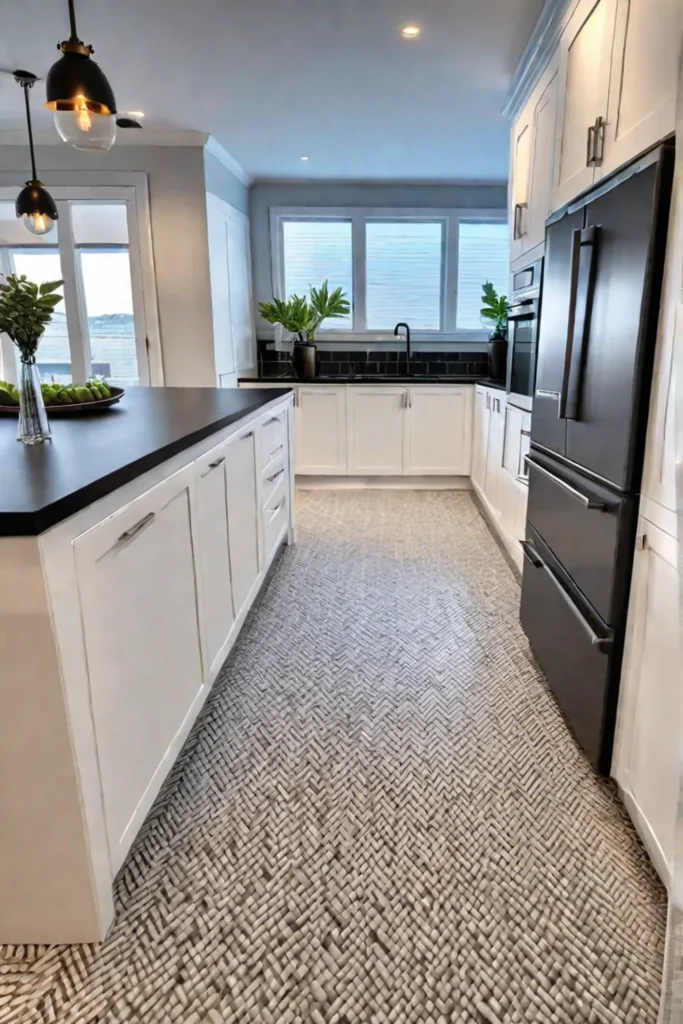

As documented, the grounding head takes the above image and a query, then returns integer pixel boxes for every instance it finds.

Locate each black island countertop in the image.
[239,375,507,389]
[1,386,291,536]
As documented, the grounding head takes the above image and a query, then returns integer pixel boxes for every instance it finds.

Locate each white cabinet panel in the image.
[225,427,260,616]
[206,195,256,380]
[511,109,533,261]
[601,0,680,179]
[472,387,491,493]
[614,520,680,885]
[206,201,235,380]
[527,61,560,249]
[347,387,407,475]
[554,0,616,211]
[484,392,507,517]
[226,213,256,373]
[406,387,473,475]
[296,388,347,474]
[195,445,235,678]
[74,468,205,873]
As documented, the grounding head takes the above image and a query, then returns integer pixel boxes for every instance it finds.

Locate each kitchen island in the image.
[0,386,295,943]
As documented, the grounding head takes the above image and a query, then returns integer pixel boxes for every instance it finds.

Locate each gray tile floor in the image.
[0,491,666,1023]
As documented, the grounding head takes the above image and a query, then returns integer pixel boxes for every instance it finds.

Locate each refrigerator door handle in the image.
[521,541,612,650]
[524,455,607,511]
[558,226,598,421]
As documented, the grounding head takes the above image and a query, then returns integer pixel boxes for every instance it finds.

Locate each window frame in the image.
[269,206,508,343]
[0,178,162,387]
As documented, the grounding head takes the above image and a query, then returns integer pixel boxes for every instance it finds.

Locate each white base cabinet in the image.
[295,387,347,474]
[406,386,473,475]
[0,393,294,943]
[614,520,680,887]
[347,387,407,475]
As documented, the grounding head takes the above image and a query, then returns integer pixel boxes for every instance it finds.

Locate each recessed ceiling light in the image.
[301,155,309,161]
[401,24,420,38]
[127,111,145,118]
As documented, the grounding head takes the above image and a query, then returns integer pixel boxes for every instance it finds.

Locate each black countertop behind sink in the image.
[239,374,507,388]
[0,386,291,536]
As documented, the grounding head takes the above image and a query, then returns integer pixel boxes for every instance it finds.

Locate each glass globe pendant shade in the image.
[15,181,58,237]
[53,106,117,151]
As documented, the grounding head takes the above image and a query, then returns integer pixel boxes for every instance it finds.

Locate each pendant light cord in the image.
[68,0,78,40]
[22,83,38,182]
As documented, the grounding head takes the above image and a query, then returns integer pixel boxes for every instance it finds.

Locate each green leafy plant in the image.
[480,281,509,336]
[259,279,350,343]
[0,274,64,358]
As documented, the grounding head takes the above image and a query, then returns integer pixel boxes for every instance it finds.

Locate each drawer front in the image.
[260,410,287,470]
[526,453,628,624]
[264,491,288,561]
[261,452,286,509]
[520,536,615,773]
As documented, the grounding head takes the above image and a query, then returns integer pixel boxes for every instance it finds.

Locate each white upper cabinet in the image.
[510,108,534,262]
[347,387,407,475]
[206,197,235,380]
[406,387,473,475]
[226,211,257,373]
[526,57,560,250]
[295,387,347,475]
[600,0,681,180]
[553,0,617,212]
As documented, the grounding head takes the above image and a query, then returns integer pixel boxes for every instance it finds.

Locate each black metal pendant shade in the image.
[45,49,116,116]
[15,181,59,222]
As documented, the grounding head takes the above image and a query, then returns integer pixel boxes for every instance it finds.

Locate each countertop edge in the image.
[1,388,293,538]
[238,376,507,389]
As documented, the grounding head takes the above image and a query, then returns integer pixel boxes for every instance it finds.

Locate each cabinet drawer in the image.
[263,492,288,562]
[261,451,286,507]
[260,410,286,470]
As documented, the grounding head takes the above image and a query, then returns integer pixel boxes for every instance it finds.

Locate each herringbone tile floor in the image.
[0,491,666,1023]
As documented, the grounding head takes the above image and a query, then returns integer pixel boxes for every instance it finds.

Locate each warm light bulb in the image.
[53,109,117,151]
[75,97,93,133]
[401,24,421,38]
[22,212,55,236]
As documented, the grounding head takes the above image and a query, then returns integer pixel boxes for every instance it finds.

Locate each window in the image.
[366,221,442,330]
[271,207,508,340]
[456,222,509,330]
[0,184,159,388]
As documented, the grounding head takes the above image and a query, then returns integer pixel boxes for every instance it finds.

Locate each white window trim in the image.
[269,205,508,343]
[0,175,163,386]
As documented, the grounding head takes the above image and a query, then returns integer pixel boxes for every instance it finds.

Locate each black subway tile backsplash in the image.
[256,340,490,380]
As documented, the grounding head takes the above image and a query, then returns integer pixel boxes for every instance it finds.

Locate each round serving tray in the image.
[0,386,124,415]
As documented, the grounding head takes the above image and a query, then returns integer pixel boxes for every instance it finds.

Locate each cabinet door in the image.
[484,394,507,516]
[406,387,473,475]
[601,0,680,179]
[510,107,533,261]
[225,426,261,618]
[526,60,560,249]
[471,387,491,492]
[614,521,680,885]
[195,444,235,678]
[74,468,205,872]
[225,211,257,373]
[347,388,407,475]
[296,388,347,474]
[206,195,235,380]
[553,0,616,211]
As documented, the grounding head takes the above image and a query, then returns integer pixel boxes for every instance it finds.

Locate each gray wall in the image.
[249,181,508,341]
[0,145,217,387]
[204,150,248,214]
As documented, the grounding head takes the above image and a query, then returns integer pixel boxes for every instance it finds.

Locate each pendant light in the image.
[45,0,117,151]
[14,72,58,237]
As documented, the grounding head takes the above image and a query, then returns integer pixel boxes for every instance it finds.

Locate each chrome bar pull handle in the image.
[208,456,225,469]
[267,468,285,483]
[117,512,156,546]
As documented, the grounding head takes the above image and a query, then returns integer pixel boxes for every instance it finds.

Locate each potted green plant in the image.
[259,280,350,379]
[480,281,510,382]
[0,274,64,444]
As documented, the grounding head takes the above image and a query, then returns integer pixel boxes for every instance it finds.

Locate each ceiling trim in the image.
[0,128,211,147]
[501,0,574,120]
[204,136,252,186]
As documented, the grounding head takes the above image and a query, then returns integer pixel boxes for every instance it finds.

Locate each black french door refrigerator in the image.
[521,143,674,775]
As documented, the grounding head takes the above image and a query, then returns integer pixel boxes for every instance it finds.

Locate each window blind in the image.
[366,221,442,330]
[456,222,509,330]
[282,220,353,328]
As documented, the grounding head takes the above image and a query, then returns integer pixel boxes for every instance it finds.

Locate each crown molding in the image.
[204,136,252,186]
[502,0,573,120]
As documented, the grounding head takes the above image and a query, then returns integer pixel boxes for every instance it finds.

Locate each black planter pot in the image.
[487,333,507,383]
[292,342,317,380]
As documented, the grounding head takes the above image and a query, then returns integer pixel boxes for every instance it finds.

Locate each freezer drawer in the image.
[520,535,616,774]
[526,451,636,626]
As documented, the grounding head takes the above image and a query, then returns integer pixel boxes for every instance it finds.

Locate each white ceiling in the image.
[0,0,544,182]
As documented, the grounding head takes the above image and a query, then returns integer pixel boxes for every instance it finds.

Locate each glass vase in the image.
[17,357,51,445]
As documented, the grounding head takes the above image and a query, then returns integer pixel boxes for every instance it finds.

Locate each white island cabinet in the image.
[0,387,294,943]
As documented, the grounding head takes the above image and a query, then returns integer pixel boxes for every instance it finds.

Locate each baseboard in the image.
[296,476,472,490]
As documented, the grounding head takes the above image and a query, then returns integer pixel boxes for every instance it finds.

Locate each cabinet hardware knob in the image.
[117,511,156,545]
